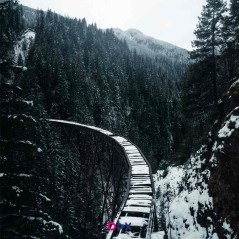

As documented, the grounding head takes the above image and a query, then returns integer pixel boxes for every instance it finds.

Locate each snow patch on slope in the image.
[218,110,239,138]
[14,29,35,65]
[154,143,235,238]
[167,148,214,239]
[25,217,63,234]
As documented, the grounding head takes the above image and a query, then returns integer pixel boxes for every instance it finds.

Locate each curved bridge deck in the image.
[49,119,157,239]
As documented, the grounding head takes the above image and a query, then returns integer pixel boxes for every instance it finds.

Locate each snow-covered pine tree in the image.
[0,62,64,238]
[221,0,239,80]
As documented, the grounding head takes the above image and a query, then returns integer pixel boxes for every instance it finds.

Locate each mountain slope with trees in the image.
[1,0,238,238]
[154,0,239,237]
[179,0,239,161]
[155,79,239,238]
[14,4,188,168]
[0,1,185,238]
[113,28,189,85]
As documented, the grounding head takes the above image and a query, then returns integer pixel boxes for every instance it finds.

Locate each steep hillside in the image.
[1,1,239,239]
[154,79,239,238]
[19,4,190,84]
[113,28,190,83]
[1,1,187,171]
[27,9,190,169]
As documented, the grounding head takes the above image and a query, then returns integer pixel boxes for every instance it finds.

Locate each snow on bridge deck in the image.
[48,119,156,239]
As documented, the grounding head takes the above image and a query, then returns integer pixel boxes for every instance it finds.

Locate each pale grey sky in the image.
[19,0,207,50]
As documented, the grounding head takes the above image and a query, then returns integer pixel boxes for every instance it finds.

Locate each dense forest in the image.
[1,0,188,169]
[0,0,238,238]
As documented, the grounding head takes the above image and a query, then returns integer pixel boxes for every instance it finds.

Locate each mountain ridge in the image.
[115,27,188,51]
[20,5,190,69]
[113,28,190,63]
[113,27,189,83]
[20,4,189,84]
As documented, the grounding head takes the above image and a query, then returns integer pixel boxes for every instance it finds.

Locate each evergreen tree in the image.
[0,0,24,61]
[0,63,64,239]
[192,0,226,107]
[221,0,239,80]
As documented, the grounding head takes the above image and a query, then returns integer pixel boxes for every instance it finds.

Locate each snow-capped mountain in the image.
[113,28,190,83]
[113,28,190,64]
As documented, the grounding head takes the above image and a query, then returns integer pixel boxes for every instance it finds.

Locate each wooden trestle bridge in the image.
[49,119,158,239]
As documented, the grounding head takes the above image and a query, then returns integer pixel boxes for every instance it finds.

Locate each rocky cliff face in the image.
[209,79,239,237]
[154,79,239,239]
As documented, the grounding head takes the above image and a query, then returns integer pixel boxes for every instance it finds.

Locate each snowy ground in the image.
[151,231,165,239]
[154,147,236,238]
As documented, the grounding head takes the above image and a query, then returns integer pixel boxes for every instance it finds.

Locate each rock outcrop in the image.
[209,79,239,237]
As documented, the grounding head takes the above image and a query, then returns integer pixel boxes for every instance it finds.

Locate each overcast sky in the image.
[19,0,207,50]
